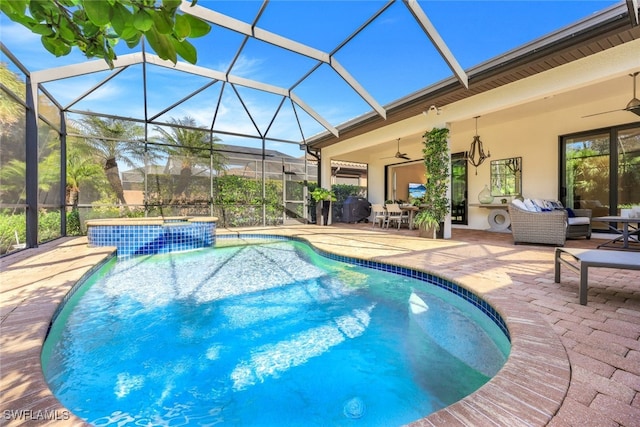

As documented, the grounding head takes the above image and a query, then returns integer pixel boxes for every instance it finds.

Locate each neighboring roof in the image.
[306,1,640,149]
[215,144,296,161]
[331,160,368,170]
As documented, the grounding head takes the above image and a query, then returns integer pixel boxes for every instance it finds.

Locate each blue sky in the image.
[0,0,620,157]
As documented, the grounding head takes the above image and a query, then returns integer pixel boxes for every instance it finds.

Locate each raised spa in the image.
[85,216,217,258]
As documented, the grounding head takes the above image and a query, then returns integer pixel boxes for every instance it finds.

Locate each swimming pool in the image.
[42,237,510,426]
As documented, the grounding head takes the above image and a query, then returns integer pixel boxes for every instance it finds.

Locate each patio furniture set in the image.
[507,199,639,305]
[371,203,418,230]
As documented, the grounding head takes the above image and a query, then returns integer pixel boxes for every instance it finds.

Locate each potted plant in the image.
[310,187,336,225]
[413,127,450,238]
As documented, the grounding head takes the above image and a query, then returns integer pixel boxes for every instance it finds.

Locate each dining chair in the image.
[371,204,387,228]
[385,204,408,229]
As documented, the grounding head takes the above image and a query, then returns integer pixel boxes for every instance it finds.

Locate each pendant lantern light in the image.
[466,116,490,175]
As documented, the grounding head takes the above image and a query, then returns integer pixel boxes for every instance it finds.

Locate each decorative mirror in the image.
[490,157,522,197]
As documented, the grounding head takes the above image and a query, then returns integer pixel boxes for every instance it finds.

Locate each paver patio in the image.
[1,225,638,426]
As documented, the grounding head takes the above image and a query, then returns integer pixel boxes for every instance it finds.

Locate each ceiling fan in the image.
[381,138,410,160]
[583,72,640,118]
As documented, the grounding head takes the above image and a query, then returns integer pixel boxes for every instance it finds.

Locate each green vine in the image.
[413,127,450,231]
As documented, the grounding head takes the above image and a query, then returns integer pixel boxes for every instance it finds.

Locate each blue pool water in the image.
[42,239,510,426]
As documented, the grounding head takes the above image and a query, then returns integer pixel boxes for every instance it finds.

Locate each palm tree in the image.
[0,152,59,209]
[153,116,225,203]
[66,143,104,210]
[0,63,24,131]
[75,116,145,205]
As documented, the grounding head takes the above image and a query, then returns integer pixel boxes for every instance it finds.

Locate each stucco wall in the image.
[320,38,640,232]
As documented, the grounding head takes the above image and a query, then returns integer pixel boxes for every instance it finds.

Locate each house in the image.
[305,2,640,237]
[2,1,638,243]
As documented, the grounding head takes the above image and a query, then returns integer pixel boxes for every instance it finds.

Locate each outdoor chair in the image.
[371,204,387,228]
[385,204,409,229]
[565,208,592,240]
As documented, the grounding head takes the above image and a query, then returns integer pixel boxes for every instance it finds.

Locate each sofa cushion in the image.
[567,217,590,225]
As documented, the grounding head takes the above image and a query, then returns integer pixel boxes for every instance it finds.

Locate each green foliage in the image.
[38,209,61,242]
[0,0,211,68]
[414,127,450,231]
[310,187,336,202]
[152,116,225,202]
[214,175,262,205]
[331,184,364,201]
[74,116,146,205]
[66,209,82,236]
[83,202,123,221]
[331,184,365,222]
[0,212,26,254]
[210,175,285,227]
[0,64,25,129]
[0,209,89,253]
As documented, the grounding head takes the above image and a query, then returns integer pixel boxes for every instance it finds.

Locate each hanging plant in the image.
[413,127,450,235]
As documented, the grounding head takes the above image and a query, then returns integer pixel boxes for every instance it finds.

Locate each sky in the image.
[0,0,621,157]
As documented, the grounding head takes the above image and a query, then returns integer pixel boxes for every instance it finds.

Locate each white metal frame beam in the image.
[403,0,469,89]
[180,0,386,120]
[28,0,467,141]
[30,52,339,137]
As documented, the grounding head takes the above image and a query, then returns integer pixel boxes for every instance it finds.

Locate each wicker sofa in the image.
[508,202,592,246]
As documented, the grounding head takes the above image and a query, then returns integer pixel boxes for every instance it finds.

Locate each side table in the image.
[470,203,512,232]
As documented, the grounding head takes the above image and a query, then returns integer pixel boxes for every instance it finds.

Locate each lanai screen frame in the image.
[1,0,472,252]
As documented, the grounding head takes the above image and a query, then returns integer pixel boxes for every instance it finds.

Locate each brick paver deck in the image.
[1,226,638,426]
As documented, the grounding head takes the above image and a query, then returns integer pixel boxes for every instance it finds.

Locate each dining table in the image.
[400,205,419,230]
[592,216,640,250]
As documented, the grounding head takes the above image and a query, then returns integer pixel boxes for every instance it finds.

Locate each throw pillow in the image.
[533,199,552,212]
[511,199,528,211]
[547,200,564,210]
[523,199,539,212]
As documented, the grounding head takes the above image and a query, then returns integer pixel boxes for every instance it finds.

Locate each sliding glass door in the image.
[617,126,640,209]
[561,123,640,229]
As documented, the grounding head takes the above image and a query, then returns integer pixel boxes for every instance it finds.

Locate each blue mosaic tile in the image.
[87,221,216,259]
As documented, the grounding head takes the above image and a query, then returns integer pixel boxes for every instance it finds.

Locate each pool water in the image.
[42,239,510,426]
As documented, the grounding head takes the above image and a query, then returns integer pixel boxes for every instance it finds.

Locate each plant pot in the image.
[316,200,332,225]
[418,222,444,238]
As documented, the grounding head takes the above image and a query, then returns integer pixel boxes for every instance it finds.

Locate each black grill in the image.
[342,196,371,223]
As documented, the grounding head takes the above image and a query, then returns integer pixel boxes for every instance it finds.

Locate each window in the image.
[560,123,640,230]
